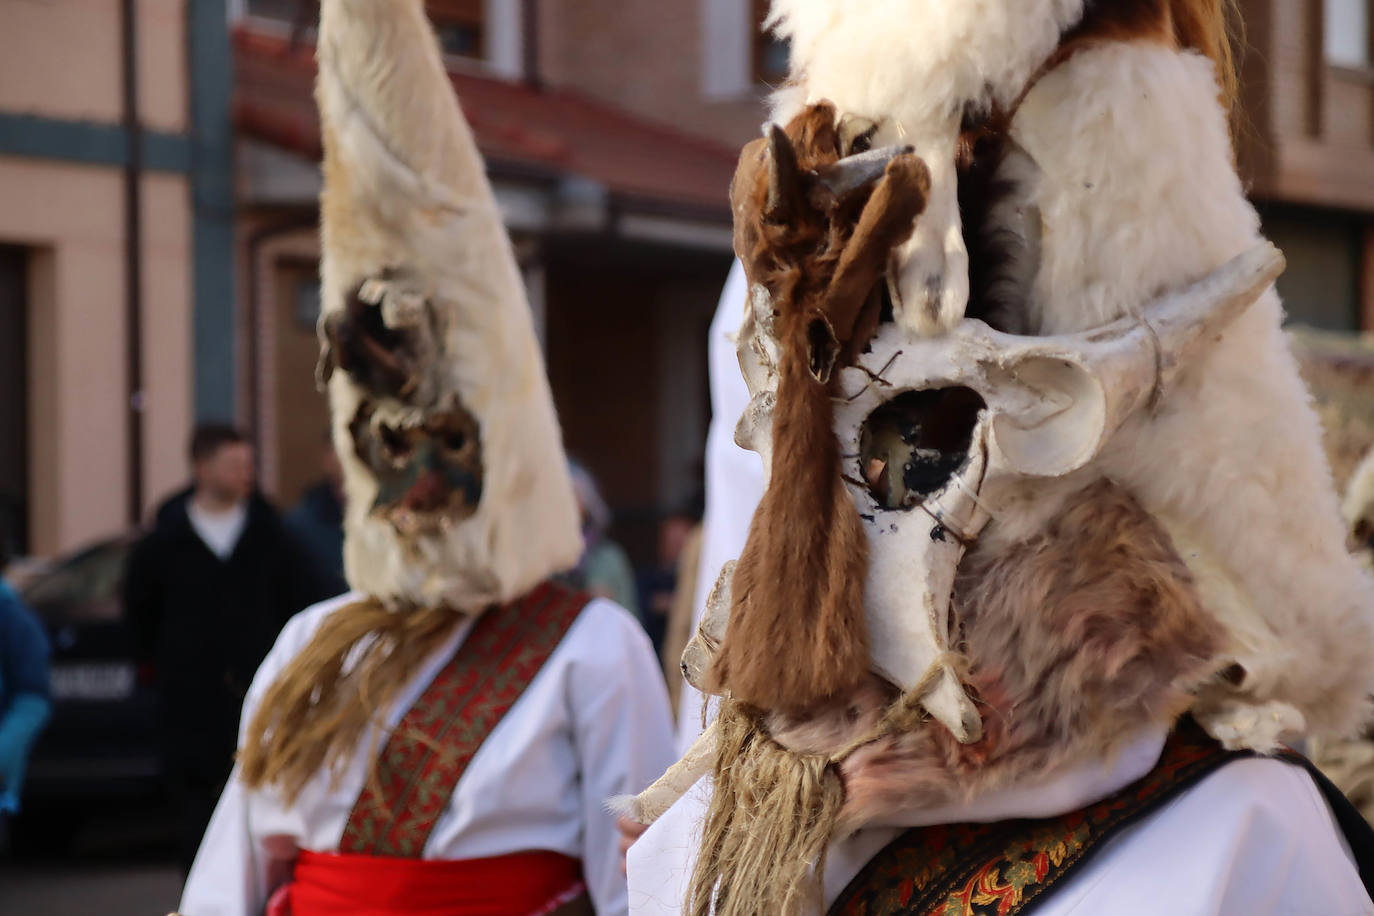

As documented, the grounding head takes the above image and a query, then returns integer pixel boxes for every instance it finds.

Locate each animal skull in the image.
[731,239,1285,744]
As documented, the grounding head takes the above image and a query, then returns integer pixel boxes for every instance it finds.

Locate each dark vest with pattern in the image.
[829,719,1374,916]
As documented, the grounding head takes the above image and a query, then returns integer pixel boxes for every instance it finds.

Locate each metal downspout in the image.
[121,0,145,524]
[188,0,238,425]
[522,0,542,89]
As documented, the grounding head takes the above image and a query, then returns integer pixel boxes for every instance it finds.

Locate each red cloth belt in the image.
[275,849,586,916]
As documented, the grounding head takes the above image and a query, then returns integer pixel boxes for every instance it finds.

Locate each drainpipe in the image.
[522,0,542,90]
[121,0,144,525]
[188,0,238,427]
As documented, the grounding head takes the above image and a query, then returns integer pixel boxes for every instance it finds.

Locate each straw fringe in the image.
[238,598,466,805]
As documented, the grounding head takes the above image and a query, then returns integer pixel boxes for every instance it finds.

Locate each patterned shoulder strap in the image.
[340,581,589,857]
[829,719,1239,916]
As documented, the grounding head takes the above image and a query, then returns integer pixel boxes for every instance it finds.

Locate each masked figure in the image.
[178,3,674,914]
[625,2,1374,913]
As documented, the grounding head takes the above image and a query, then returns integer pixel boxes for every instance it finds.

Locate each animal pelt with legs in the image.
[711,104,931,714]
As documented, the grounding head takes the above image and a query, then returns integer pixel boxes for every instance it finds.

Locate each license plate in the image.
[50,663,136,701]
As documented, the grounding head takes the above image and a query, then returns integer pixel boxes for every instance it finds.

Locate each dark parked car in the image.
[9,535,171,852]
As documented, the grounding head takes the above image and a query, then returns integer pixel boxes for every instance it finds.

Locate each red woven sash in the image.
[282,849,585,916]
[339,581,589,857]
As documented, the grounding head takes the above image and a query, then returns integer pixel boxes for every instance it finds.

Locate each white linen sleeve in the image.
[567,600,678,916]
[178,768,269,916]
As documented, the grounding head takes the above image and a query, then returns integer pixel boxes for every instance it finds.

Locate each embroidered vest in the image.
[829,718,1374,916]
[339,581,589,857]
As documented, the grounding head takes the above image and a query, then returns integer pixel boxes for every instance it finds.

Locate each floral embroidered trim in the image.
[340,581,588,857]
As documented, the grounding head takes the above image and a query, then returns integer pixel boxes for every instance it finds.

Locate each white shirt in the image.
[676,261,764,754]
[628,751,1373,916]
[187,499,249,561]
[181,592,677,916]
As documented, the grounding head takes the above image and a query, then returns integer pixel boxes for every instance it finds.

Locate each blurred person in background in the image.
[286,433,348,594]
[124,423,335,874]
[656,515,703,710]
[637,496,702,665]
[0,531,51,852]
[568,461,640,618]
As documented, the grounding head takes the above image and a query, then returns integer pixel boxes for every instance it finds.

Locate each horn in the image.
[765,124,801,221]
[984,242,1285,477]
[817,145,917,199]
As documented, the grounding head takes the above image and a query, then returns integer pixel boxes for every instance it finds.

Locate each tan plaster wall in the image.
[0,1,121,125]
[140,172,193,508]
[0,0,186,133]
[0,156,191,556]
[137,0,190,133]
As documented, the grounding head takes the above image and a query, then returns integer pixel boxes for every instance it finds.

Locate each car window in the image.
[22,540,131,622]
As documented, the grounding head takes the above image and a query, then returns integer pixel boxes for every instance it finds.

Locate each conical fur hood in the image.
[315,0,582,611]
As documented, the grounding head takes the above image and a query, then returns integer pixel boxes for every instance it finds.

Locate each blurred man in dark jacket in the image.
[124,424,336,872]
[285,435,347,592]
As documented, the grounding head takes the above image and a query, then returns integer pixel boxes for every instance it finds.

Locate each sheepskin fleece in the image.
[768,0,1084,122]
[767,0,1087,335]
[985,40,1374,744]
[316,0,582,611]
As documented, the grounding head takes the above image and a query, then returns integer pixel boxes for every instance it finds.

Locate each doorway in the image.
[0,245,29,559]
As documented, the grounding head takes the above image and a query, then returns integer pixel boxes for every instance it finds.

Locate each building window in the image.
[427,0,486,61]
[1262,206,1361,331]
[753,0,790,84]
[1325,0,1371,68]
[243,0,300,22]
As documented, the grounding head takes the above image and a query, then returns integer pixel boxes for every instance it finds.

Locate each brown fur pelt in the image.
[712,104,931,715]
[764,479,1225,833]
[238,598,464,803]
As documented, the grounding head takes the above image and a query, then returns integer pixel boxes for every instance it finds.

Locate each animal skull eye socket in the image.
[859,386,986,510]
[378,424,412,464]
[427,411,478,455]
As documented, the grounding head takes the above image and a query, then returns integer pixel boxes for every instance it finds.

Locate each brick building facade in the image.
[0,0,1369,562]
